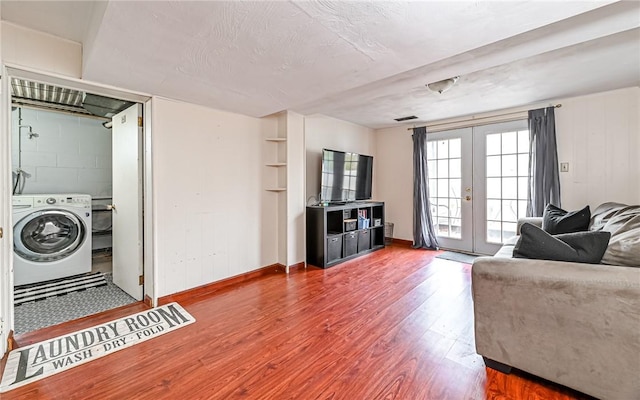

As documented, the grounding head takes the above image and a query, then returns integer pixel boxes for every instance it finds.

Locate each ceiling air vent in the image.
[394,115,418,122]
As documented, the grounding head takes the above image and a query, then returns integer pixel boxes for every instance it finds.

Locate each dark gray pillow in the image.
[514,223,611,264]
[542,204,591,234]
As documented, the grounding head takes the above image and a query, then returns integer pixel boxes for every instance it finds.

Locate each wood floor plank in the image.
[0,246,595,399]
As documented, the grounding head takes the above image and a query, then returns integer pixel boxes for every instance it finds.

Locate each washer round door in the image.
[14,210,86,262]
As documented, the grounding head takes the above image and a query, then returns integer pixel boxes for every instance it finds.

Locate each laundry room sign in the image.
[0,302,195,392]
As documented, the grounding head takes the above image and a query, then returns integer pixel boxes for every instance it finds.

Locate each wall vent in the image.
[394,115,418,122]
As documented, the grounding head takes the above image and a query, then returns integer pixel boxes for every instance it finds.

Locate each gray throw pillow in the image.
[542,204,590,234]
[514,223,611,264]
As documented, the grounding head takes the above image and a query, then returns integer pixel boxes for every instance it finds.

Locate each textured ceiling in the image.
[1,1,638,128]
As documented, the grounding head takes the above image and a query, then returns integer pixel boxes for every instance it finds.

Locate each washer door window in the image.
[14,210,86,262]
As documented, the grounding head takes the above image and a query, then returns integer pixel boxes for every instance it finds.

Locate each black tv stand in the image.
[306,201,385,268]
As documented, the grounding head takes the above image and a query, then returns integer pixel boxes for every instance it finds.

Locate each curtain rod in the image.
[407,103,562,131]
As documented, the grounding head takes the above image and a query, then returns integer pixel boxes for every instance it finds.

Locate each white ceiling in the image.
[2,1,639,128]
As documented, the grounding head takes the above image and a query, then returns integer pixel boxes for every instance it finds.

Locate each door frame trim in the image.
[1,66,13,356]
[0,65,156,349]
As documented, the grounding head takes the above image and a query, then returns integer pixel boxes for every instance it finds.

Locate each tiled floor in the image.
[13,252,138,335]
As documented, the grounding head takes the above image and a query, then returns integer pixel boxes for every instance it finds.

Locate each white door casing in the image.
[112,104,144,301]
[0,69,14,355]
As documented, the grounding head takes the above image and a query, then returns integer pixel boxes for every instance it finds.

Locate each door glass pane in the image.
[449,159,461,178]
[449,178,461,198]
[502,131,517,154]
[437,140,449,159]
[438,179,449,198]
[487,221,502,243]
[502,177,518,199]
[518,200,528,218]
[429,198,437,216]
[518,154,529,176]
[450,218,462,239]
[485,128,530,244]
[486,134,501,155]
[518,177,528,199]
[487,199,501,220]
[502,199,518,222]
[503,222,517,239]
[502,155,517,176]
[449,198,461,218]
[437,198,449,217]
[428,160,437,177]
[429,179,438,197]
[437,160,448,178]
[487,178,501,199]
[449,138,461,158]
[427,141,437,159]
[437,217,449,236]
[517,130,529,153]
[486,156,501,177]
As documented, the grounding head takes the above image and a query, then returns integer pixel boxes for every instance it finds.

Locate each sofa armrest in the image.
[516,217,542,234]
[471,257,640,399]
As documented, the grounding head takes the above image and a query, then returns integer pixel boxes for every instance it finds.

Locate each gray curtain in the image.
[527,107,561,217]
[412,127,439,249]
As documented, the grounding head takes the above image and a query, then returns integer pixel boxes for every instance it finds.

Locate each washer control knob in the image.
[46,197,56,205]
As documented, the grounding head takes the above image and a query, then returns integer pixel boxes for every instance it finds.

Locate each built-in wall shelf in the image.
[265,134,287,193]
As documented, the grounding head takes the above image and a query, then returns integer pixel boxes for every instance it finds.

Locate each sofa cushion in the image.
[590,203,640,267]
[514,223,610,264]
[542,204,590,234]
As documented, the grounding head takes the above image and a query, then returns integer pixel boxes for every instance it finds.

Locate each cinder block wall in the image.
[11,107,112,196]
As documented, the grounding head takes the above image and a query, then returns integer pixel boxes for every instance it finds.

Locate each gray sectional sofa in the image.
[471,203,640,400]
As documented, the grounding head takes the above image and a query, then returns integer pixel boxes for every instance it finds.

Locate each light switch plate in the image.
[560,162,569,172]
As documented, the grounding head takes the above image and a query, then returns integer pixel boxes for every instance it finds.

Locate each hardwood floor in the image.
[1,246,593,399]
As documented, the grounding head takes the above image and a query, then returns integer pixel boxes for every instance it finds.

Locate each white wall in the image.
[11,107,112,197]
[374,87,640,242]
[286,111,305,267]
[305,114,376,201]
[152,97,277,297]
[556,87,640,210]
[374,125,414,241]
[1,22,82,78]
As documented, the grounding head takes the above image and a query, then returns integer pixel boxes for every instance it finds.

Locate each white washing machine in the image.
[13,194,92,285]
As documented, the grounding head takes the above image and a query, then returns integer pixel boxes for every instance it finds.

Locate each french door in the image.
[427,128,473,252]
[427,120,529,255]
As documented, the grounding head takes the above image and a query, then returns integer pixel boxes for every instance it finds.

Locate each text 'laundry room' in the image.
[10,79,143,334]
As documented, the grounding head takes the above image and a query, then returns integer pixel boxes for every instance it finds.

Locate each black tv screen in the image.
[320,149,373,202]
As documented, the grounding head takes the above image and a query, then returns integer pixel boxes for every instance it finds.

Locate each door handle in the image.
[464,196,472,201]
[107,204,116,211]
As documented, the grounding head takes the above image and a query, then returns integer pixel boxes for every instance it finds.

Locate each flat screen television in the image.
[320,149,373,203]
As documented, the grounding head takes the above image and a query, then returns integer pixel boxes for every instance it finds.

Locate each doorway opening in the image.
[9,77,147,335]
[427,120,530,255]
